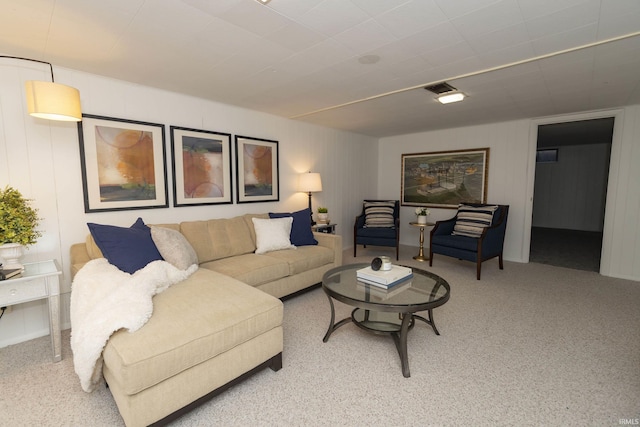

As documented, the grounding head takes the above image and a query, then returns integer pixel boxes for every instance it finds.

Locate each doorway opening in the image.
[529,117,614,272]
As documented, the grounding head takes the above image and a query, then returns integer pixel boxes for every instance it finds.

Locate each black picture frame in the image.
[401,147,490,209]
[170,126,233,207]
[78,114,168,213]
[234,135,279,204]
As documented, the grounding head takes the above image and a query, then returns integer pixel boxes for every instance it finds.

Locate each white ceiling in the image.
[1,0,640,138]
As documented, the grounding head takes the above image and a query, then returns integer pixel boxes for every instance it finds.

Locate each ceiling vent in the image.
[424,82,457,94]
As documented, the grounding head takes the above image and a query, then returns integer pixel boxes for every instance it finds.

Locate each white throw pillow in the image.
[150,226,199,270]
[252,217,296,254]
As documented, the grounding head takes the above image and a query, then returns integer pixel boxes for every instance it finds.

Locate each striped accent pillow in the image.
[363,201,396,228]
[452,204,498,238]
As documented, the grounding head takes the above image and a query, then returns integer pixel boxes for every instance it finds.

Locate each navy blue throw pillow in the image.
[269,208,318,246]
[87,218,163,274]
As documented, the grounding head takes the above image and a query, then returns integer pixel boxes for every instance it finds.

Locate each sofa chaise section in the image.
[102,268,283,427]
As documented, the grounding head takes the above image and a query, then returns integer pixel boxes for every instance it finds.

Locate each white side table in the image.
[0,260,63,362]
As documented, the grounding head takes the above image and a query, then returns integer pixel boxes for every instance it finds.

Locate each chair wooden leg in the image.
[499,253,504,270]
[476,243,483,280]
[354,244,357,258]
[429,253,433,266]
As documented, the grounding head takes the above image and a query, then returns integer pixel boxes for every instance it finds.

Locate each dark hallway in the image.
[530,117,613,273]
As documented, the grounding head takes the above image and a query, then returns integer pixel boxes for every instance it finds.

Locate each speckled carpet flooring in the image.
[1,246,639,426]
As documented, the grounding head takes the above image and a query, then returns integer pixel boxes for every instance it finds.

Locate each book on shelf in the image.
[0,267,23,281]
[356,265,412,288]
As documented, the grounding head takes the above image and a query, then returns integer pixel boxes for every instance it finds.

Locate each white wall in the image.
[379,106,640,282]
[0,60,377,347]
[532,143,611,232]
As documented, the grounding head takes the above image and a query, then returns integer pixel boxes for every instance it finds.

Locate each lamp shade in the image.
[25,80,82,122]
[298,172,322,192]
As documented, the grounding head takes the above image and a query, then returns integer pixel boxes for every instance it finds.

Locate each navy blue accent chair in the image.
[353,200,400,260]
[429,203,509,280]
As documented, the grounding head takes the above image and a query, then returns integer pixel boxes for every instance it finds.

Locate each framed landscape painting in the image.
[401,148,489,209]
[78,114,168,213]
[170,126,233,207]
[235,135,279,204]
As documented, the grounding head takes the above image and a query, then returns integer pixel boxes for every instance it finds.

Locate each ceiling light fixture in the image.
[437,92,466,104]
[1,55,82,122]
[257,0,271,4]
[424,82,466,104]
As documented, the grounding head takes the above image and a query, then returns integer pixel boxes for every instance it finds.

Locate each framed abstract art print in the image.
[234,135,279,204]
[170,126,232,206]
[78,114,168,213]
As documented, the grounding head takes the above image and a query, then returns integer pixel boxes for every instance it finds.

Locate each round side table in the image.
[409,221,435,261]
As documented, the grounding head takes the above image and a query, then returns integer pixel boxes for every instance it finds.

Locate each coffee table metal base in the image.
[322,295,439,378]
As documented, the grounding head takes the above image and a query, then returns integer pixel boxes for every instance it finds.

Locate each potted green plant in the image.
[317,207,329,223]
[414,207,430,224]
[0,186,41,269]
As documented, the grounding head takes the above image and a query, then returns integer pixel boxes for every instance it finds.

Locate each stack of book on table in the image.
[0,267,23,281]
[357,278,412,299]
[356,265,413,289]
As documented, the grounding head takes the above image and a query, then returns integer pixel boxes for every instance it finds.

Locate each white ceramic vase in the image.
[0,243,25,270]
[317,213,329,223]
[417,215,427,224]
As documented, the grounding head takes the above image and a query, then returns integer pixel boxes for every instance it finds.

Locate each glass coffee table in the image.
[321,263,450,377]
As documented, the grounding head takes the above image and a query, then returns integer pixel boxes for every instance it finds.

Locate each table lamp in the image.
[298,172,322,225]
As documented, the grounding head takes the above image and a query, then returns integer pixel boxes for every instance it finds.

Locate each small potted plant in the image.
[317,207,329,223]
[415,207,430,224]
[0,186,41,269]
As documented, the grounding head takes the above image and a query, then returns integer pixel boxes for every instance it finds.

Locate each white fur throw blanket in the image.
[70,258,198,392]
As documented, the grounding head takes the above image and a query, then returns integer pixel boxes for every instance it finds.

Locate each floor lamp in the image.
[1,55,82,122]
[298,172,322,225]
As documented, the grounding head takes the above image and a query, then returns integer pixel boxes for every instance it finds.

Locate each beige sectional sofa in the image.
[70,213,342,427]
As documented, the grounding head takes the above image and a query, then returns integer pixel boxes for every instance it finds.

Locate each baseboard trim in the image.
[0,328,49,348]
